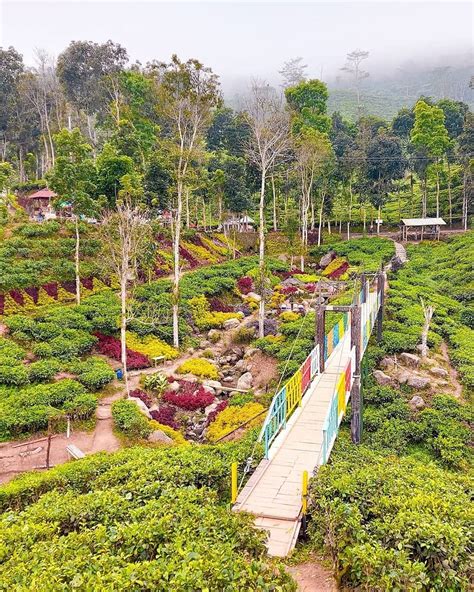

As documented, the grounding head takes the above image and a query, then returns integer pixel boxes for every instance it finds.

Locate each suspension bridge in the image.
[233,272,385,557]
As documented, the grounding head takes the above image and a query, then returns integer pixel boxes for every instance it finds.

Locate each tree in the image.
[47,128,97,304]
[279,57,308,88]
[96,143,135,206]
[285,79,331,135]
[392,108,415,140]
[57,40,128,141]
[244,81,290,338]
[457,113,473,231]
[101,195,150,396]
[156,55,220,348]
[206,108,249,157]
[411,100,452,218]
[341,50,370,117]
[0,46,25,161]
[365,132,406,231]
[293,127,333,270]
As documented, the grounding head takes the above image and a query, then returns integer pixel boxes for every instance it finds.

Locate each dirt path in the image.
[439,341,463,399]
[287,560,337,591]
[0,384,123,485]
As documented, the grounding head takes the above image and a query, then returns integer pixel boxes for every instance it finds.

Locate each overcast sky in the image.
[1,0,472,92]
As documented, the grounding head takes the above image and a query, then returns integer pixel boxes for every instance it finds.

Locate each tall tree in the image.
[244,81,290,338]
[47,128,97,304]
[279,57,308,88]
[411,100,452,218]
[0,47,25,161]
[341,49,370,117]
[457,113,473,231]
[293,127,333,269]
[155,55,220,348]
[285,79,331,134]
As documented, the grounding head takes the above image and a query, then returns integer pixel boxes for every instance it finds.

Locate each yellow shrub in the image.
[2,294,23,315]
[279,311,300,322]
[37,288,56,307]
[57,286,75,303]
[269,291,286,309]
[322,257,348,277]
[202,235,231,257]
[148,420,189,446]
[206,402,265,442]
[188,295,242,329]
[177,357,219,379]
[126,332,179,360]
[182,241,219,264]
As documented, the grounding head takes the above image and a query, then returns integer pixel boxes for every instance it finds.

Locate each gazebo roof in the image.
[401,217,446,227]
[27,188,57,200]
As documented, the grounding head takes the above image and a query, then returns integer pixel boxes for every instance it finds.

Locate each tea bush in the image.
[112,399,152,440]
[68,357,115,391]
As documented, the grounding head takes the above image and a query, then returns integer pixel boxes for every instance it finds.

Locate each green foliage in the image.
[142,371,169,396]
[112,399,152,440]
[0,439,292,590]
[68,357,115,390]
[308,439,472,591]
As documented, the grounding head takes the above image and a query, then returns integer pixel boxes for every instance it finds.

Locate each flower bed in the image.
[176,357,219,379]
[163,385,215,411]
[206,402,265,442]
[130,388,154,408]
[126,331,179,360]
[150,405,180,430]
[93,332,150,369]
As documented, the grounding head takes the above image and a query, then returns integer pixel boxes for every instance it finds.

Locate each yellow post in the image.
[231,462,238,504]
[302,470,308,515]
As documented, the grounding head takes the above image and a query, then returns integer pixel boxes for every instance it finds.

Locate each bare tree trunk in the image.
[74,216,81,305]
[462,168,469,231]
[218,193,223,229]
[202,197,206,230]
[185,186,190,229]
[258,169,267,339]
[347,179,353,240]
[271,174,277,231]
[120,275,130,395]
[420,298,434,358]
[310,199,315,231]
[172,184,183,348]
[447,159,452,226]
[435,161,440,218]
[317,194,325,246]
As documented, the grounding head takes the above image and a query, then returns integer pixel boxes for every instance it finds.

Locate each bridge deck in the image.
[234,291,378,557]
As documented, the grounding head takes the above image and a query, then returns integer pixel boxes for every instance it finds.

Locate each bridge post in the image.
[360,273,367,304]
[377,269,385,343]
[316,304,325,373]
[350,304,362,444]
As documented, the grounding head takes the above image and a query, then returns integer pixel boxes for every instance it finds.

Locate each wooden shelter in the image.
[21,188,57,218]
[401,217,446,241]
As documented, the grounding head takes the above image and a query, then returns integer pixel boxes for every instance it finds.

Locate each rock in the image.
[208,329,221,343]
[246,291,262,302]
[234,359,247,372]
[202,385,215,396]
[373,370,396,387]
[408,395,426,411]
[148,430,173,444]
[281,277,303,288]
[223,318,241,330]
[236,372,253,390]
[130,397,152,419]
[319,250,336,268]
[380,357,396,370]
[396,371,410,385]
[400,352,421,368]
[429,366,449,378]
[168,381,180,392]
[204,380,223,395]
[204,402,220,416]
[244,347,258,359]
[389,255,404,273]
[406,375,431,389]
[188,347,195,354]
[223,376,234,383]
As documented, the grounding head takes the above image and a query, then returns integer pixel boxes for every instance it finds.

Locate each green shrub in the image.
[68,357,115,390]
[142,372,169,396]
[28,359,61,382]
[0,364,30,386]
[112,399,152,440]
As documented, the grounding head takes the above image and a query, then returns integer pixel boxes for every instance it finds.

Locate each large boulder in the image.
[400,352,421,368]
[406,375,431,389]
[223,318,241,330]
[373,370,396,387]
[204,380,223,395]
[429,366,449,378]
[130,397,152,419]
[380,357,396,370]
[236,372,253,391]
[148,429,173,444]
[319,250,336,268]
[246,292,262,302]
[408,395,426,411]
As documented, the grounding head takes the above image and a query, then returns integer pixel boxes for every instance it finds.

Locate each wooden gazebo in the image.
[401,217,446,241]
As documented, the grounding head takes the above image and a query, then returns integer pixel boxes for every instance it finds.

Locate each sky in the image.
[1,0,472,95]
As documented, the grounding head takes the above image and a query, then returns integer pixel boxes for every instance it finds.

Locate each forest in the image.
[0,38,472,592]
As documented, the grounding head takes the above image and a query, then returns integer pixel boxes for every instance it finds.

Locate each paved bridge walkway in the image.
[233,288,381,556]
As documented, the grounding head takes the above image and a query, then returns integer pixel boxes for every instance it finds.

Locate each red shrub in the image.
[281,286,298,296]
[179,246,199,268]
[42,282,58,299]
[150,406,180,430]
[61,281,76,294]
[329,261,349,279]
[24,286,39,303]
[130,389,153,408]
[81,277,94,290]
[206,400,228,424]
[0,294,4,315]
[237,276,253,294]
[93,332,150,369]
[209,297,234,313]
[163,386,215,411]
[9,289,24,306]
[305,283,316,293]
